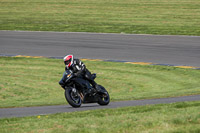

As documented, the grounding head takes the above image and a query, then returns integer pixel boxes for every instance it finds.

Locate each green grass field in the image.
[0,57,200,108]
[0,101,199,133]
[0,0,200,35]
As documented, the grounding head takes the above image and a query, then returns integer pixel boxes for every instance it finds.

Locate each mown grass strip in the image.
[0,0,200,36]
[0,101,199,133]
[0,57,200,108]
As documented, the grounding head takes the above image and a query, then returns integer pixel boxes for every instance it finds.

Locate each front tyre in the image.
[97,85,110,106]
[65,87,82,108]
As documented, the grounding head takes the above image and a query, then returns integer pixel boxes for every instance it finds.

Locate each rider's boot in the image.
[89,78,107,94]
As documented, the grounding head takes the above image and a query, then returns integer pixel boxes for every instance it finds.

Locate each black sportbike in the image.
[63,70,110,108]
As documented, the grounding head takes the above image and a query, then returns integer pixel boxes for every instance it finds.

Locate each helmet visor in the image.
[64,58,72,65]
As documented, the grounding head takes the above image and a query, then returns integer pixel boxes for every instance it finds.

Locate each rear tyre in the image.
[65,87,82,108]
[97,85,110,106]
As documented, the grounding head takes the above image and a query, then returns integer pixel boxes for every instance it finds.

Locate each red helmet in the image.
[63,55,73,68]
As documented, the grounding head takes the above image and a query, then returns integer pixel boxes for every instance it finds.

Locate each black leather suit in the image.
[59,59,97,89]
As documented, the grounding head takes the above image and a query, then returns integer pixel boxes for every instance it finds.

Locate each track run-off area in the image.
[0,31,200,118]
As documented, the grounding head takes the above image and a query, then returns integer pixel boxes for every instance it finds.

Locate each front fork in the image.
[72,84,84,101]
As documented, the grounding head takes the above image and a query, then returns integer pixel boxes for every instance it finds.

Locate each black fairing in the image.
[63,70,98,103]
[73,78,93,91]
[72,78,98,103]
[63,69,110,105]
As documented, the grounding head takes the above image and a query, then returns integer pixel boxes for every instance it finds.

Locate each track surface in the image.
[0,95,200,118]
[0,31,200,118]
[0,30,200,67]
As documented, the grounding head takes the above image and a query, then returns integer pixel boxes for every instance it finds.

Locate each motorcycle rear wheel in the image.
[65,87,82,108]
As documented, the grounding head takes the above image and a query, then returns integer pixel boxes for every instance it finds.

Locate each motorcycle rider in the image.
[59,54,106,94]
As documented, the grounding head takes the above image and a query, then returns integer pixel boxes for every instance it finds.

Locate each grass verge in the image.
[0,0,200,36]
[0,101,200,133]
[0,57,200,108]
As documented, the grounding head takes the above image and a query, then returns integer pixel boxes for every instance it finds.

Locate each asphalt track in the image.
[0,31,200,118]
[0,30,200,67]
[0,95,200,118]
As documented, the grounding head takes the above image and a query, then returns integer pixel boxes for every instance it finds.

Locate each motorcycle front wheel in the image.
[65,87,82,108]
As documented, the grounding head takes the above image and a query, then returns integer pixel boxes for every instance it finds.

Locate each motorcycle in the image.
[63,70,110,108]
